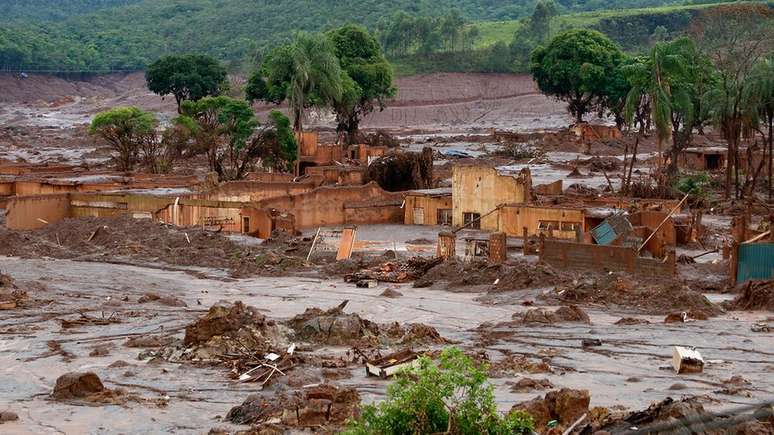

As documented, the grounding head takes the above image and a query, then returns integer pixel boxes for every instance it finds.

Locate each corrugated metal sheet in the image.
[591,213,632,245]
[736,243,774,283]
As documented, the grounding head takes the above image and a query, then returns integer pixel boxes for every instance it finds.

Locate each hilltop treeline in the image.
[0,0,705,72]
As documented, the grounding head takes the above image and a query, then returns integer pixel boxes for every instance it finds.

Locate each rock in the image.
[547,388,590,424]
[513,388,590,429]
[52,372,105,400]
[513,396,553,428]
[138,292,187,307]
[0,411,18,423]
[664,311,708,323]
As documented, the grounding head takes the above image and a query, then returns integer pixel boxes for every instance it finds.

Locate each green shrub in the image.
[343,347,534,435]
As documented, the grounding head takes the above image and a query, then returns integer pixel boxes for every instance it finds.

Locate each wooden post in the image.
[770,215,774,242]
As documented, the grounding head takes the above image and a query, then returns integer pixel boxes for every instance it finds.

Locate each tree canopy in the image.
[530,29,626,122]
[89,106,157,171]
[181,96,296,179]
[247,33,343,133]
[145,54,228,113]
[326,24,396,143]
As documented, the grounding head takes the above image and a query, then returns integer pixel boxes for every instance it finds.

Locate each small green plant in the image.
[676,172,710,196]
[343,347,534,435]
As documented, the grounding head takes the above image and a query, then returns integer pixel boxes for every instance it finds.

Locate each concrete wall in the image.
[452,165,531,230]
[404,194,453,225]
[540,239,675,277]
[500,205,584,239]
[189,180,316,202]
[254,182,404,229]
[305,166,366,186]
[5,194,71,230]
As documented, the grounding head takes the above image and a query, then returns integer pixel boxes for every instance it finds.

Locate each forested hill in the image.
[0,0,759,73]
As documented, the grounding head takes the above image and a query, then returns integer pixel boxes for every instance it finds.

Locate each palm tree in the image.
[747,57,774,200]
[622,38,704,189]
[286,33,343,133]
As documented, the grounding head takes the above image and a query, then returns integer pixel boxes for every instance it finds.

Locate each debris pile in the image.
[183,301,283,364]
[226,383,360,431]
[489,355,553,377]
[367,147,433,191]
[514,305,591,325]
[346,256,442,284]
[0,273,28,310]
[0,216,309,277]
[512,388,590,429]
[508,377,554,393]
[589,396,773,434]
[287,301,380,346]
[726,280,774,311]
[544,274,723,315]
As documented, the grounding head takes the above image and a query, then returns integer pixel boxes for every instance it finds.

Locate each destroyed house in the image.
[730,215,774,284]
[403,188,453,226]
[678,146,726,171]
[451,164,531,231]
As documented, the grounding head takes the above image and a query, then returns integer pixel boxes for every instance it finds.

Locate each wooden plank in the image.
[336,227,357,261]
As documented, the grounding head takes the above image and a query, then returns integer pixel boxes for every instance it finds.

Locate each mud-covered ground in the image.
[0,253,772,434]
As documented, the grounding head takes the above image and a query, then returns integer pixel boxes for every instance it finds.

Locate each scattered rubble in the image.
[508,377,554,393]
[379,288,403,298]
[514,305,590,325]
[512,388,590,429]
[544,274,723,315]
[226,384,360,430]
[347,256,442,284]
[726,280,774,311]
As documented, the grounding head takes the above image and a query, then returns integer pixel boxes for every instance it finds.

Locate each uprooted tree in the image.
[180,96,297,180]
[343,347,534,435]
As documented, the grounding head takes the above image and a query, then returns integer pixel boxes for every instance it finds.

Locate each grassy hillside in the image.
[0,0,710,73]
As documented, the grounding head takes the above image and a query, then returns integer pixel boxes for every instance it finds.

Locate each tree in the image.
[622,38,715,190]
[529,0,558,43]
[246,33,343,134]
[181,96,296,179]
[748,57,774,200]
[146,54,228,114]
[692,4,774,198]
[530,29,625,123]
[343,347,534,435]
[89,107,157,171]
[325,24,396,144]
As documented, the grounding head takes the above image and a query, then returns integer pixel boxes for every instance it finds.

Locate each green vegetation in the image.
[530,29,626,123]
[1,0,765,73]
[343,347,534,435]
[247,33,343,134]
[180,97,297,179]
[145,54,228,113]
[89,107,157,171]
[327,25,396,143]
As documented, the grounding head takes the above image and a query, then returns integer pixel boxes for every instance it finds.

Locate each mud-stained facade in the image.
[499,204,585,239]
[403,188,453,226]
[451,165,531,231]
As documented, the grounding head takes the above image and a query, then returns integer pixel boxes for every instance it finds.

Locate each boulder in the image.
[52,372,105,400]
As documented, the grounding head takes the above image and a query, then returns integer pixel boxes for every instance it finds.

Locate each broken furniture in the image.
[366,349,421,378]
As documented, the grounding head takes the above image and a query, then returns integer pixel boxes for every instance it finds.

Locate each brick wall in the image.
[540,239,675,277]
